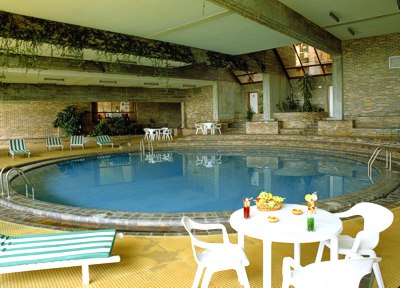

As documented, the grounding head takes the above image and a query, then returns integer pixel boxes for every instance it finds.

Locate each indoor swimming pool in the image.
[11,148,379,213]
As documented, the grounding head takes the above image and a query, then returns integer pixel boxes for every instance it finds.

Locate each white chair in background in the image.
[282,255,381,288]
[181,216,250,288]
[161,128,173,140]
[315,202,394,288]
[214,123,222,134]
[195,123,203,135]
[143,128,151,140]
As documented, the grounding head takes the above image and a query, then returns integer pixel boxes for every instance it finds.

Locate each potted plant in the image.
[297,73,316,112]
[53,105,83,136]
[246,107,255,121]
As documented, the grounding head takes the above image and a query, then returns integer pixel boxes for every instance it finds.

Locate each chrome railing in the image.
[0,166,35,199]
[368,147,392,182]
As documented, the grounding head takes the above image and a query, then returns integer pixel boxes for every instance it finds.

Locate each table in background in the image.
[229,204,343,288]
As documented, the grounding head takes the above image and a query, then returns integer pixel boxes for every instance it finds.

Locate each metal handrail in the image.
[3,167,35,199]
[0,166,13,196]
[368,147,392,181]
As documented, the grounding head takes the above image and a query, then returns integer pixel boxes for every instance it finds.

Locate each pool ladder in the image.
[0,166,35,199]
[368,147,392,182]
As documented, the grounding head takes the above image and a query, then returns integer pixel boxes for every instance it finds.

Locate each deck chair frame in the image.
[9,138,31,159]
[96,135,114,148]
[0,229,120,285]
[46,136,64,151]
[70,135,85,150]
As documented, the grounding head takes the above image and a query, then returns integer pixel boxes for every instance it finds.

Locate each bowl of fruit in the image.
[255,191,285,211]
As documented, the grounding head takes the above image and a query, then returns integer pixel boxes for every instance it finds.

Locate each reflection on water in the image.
[195,155,222,168]
[12,150,379,213]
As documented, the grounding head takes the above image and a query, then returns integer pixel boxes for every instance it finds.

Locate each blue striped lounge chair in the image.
[0,229,120,285]
[96,135,114,148]
[9,138,31,159]
[45,136,64,151]
[70,135,84,150]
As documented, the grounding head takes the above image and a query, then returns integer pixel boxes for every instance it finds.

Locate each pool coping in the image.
[1,147,399,235]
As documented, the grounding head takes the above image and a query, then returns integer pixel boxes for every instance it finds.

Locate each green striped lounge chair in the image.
[70,135,84,150]
[96,135,114,148]
[45,136,64,151]
[9,138,31,159]
[0,229,120,285]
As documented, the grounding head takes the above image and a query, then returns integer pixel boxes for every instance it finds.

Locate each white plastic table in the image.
[229,204,343,288]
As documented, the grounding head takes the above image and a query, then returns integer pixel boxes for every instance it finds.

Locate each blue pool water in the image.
[13,149,379,213]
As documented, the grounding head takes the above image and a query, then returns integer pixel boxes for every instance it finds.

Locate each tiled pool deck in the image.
[1,136,399,235]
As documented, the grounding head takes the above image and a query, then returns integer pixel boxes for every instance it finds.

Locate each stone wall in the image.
[273,112,328,129]
[246,121,280,134]
[184,86,214,129]
[318,120,355,136]
[343,33,400,129]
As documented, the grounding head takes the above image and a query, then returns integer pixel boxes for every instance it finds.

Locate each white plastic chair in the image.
[181,216,250,288]
[143,128,151,140]
[282,255,381,288]
[161,128,173,140]
[214,123,222,134]
[315,202,394,288]
[195,123,203,135]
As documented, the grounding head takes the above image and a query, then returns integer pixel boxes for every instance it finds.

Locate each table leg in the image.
[237,231,245,249]
[263,239,272,288]
[330,236,339,260]
[294,243,301,265]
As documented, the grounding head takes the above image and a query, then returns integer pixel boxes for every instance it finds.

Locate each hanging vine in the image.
[0,10,251,72]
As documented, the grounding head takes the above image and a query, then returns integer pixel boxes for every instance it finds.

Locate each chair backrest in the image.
[336,202,394,251]
[97,135,111,143]
[284,257,380,288]
[71,135,83,144]
[9,138,26,150]
[181,216,229,264]
[46,137,61,146]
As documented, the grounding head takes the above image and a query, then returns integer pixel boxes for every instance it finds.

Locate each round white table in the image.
[229,203,343,288]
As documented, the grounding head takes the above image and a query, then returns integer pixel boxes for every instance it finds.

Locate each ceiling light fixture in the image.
[99,80,117,84]
[144,82,159,86]
[347,27,355,36]
[44,78,64,81]
[329,11,340,23]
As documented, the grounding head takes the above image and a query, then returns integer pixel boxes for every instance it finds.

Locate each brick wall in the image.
[343,33,400,129]
[0,101,91,140]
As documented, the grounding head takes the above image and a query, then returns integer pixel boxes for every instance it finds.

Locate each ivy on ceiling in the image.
[0,11,249,72]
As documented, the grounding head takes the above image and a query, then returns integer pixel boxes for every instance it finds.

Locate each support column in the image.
[180,102,185,128]
[332,55,344,120]
[263,74,272,120]
[213,82,219,121]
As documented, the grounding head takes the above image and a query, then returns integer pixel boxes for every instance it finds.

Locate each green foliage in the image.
[89,117,131,136]
[53,106,82,136]
[297,73,316,112]
[246,107,255,121]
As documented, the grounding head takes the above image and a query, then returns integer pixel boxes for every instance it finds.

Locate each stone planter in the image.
[273,112,328,129]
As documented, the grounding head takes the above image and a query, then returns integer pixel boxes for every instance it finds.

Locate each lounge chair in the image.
[96,135,114,148]
[0,229,120,285]
[9,138,31,158]
[70,135,84,150]
[46,136,64,151]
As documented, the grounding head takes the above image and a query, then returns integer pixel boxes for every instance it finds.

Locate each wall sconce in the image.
[347,27,355,36]
[329,12,340,23]
[44,78,64,81]
[99,80,117,84]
